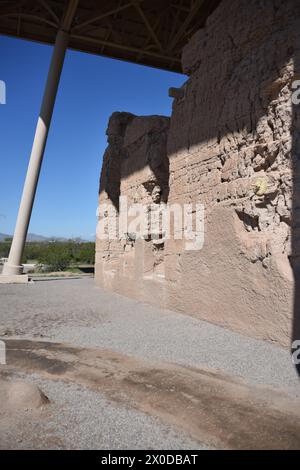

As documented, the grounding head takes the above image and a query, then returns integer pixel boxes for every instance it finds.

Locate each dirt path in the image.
[2,338,300,450]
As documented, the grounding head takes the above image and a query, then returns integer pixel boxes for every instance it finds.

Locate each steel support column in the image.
[2,0,78,281]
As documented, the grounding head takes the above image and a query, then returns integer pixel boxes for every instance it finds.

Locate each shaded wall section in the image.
[96,0,300,349]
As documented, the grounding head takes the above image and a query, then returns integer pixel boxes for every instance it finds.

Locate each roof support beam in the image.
[167,0,205,52]
[0,13,58,29]
[61,0,78,31]
[71,33,180,64]
[132,2,163,53]
[37,0,60,25]
[71,3,133,33]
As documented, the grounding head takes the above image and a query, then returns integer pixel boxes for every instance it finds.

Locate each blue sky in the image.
[0,36,185,240]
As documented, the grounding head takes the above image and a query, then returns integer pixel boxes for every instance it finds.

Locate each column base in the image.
[0,274,29,284]
[1,262,29,283]
[2,262,23,276]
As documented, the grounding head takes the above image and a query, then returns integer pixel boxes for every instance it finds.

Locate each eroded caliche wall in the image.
[96,0,300,346]
[96,112,170,305]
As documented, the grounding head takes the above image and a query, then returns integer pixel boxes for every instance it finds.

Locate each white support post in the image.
[1,30,69,281]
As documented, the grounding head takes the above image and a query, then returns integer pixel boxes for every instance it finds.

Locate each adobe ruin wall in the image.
[96,0,300,347]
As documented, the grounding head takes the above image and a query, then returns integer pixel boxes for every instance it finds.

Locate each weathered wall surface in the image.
[96,0,300,347]
[96,112,170,305]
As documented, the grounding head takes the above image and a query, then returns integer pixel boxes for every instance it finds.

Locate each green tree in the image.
[38,242,72,271]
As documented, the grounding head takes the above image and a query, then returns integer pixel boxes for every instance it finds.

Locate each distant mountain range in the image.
[0,233,93,242]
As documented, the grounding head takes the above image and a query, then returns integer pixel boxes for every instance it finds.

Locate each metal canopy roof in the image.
[0,0,221,73]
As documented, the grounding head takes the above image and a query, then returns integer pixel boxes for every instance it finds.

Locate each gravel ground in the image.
[1,277,300,449]
[0,278,299,393]
[0,371,207,450]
